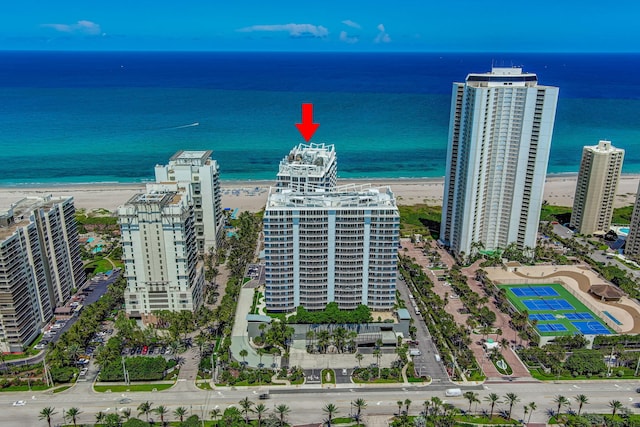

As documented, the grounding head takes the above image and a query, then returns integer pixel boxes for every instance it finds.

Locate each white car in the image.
[12,400,26,406]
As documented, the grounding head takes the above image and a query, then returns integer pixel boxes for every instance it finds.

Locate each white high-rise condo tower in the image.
[119,191,204,320]
[440,67,559,257]
[570,140,624,235]
[276,143,337,192]
[0,196,84,352]
[155,150,223,254]
[624,183,640,261]
[264,184,399,312]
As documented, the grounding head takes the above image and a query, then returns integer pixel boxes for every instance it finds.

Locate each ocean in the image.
[0,51,639,185]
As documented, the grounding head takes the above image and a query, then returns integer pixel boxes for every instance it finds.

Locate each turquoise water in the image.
[1,51,639,185]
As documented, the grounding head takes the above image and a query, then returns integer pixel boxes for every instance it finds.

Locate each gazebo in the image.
[588,284,625,302]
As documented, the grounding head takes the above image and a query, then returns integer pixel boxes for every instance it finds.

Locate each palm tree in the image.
[484,393,501,420]
[173,406,188,423]
[137,401,153,422]
[504,392,520,420]
[527,402,537,425]
[155,405,169,426]
[352,398,367,426]
[239,348,248,364]
[239,397,254,424]
[575,394,589,416]
[274,404,291,427]
[609,400,623,418]
[254,403,268,427]
[373,348,381,377]
[95,411,106,425]
[355,352,364,367]
[38,407,57,427]
[463,391,479,415]
[104,413,122,427]
[323,403,339,427]
[65,407,81,427]
[553,395,569,418]
[430,396,443,416]
[122,408,132,421]
[404,399,412,415]
[397,400,403,415]
[210,408,222,426]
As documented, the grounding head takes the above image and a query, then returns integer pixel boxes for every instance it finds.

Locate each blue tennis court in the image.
[565,312,594,320]
[511,286,559,297]
[537,323,568,333]
[571,321,611,335]
[523,299,574,311]
[530,313,556,321]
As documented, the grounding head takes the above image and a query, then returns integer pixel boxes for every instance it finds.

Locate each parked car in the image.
[142,346,148,355]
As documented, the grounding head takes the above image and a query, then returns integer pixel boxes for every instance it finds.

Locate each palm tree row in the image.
[35,393,630,426]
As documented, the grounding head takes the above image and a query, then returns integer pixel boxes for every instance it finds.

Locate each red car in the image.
[142,345,148,355]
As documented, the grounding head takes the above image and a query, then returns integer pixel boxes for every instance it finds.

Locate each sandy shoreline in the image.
[1,174,639,213]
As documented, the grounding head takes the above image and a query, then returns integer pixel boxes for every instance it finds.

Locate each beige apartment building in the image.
[570,140,624,235]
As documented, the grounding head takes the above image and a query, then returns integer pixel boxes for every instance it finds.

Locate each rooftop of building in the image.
[464,67,542,87]
[125,191,182,206]
[586,140,624,154]
[278,142,336,175]
[0,195,73,241]
[266,184,397,209]
[165,150,214,166]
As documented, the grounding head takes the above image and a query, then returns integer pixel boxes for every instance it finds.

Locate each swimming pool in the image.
[619,227,630,234]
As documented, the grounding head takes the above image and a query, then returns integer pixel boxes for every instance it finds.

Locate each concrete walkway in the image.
[230,287,263,367]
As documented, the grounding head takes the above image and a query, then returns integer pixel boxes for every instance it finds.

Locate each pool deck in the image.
[485,264,640,334]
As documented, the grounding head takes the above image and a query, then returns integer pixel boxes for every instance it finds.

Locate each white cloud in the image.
[237,23,328,38]
[374,23,391,43]
[341,19,361,29]
[42,20,102,35]
[339,31,359,44]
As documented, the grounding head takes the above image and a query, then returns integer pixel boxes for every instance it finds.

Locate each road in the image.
[3,379,640,426]
[395,275,450,383]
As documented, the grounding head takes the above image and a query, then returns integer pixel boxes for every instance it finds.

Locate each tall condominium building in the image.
[440,67,559,257]
[0,196,84,352]
[154,150,223,254]
[118,191,204,319]
[276,143,337,191]
[625,183,640,261]
[264,185,399,312]
[570,140,624,235]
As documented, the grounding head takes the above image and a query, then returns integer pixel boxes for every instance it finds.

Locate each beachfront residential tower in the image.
[0,196,84,352]
[570,140,624,235]
[155,150,223,254]
[118,191,204,320]
[440,67,559,257]
[625,183,640,261]
[276,143,337,192]
[264,185,399,312]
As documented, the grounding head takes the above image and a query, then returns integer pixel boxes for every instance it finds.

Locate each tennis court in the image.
[523,299,574,311]
[537,324,568,333]
[511,286,559,297]
[529,313,556,321]
[572,321,612,335]
[499,283,614,336]
[565,312,594,321]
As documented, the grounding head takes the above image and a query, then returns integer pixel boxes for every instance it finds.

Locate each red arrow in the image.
[295,103,320,142]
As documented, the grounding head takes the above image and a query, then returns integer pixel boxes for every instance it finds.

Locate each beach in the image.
[1,174,639,213]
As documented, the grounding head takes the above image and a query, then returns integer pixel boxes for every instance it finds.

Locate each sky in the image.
[0,0,638,52]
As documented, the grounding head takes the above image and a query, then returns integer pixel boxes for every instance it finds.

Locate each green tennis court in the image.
[498,283,614,336]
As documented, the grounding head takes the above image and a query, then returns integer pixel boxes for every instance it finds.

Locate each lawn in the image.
[539,205,572,223]
[398,204,441,239]
[499,283,614,336]
[94,383,174,392]
[321,368,335,385]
